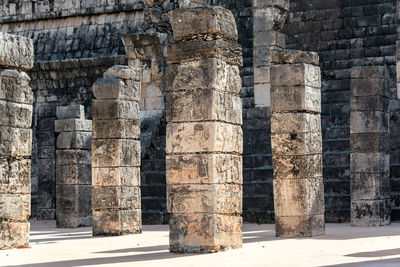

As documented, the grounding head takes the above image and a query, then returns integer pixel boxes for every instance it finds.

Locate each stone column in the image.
[55,105,92,228]
[166,7,243,253]
[253,0,289,107]
[0,33,34,249]
[270,49,325,237]
[91,65,142,236]
[350,66,391,226]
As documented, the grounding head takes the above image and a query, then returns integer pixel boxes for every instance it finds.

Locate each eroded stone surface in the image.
[0,32,34,70]
[91,66,142,236]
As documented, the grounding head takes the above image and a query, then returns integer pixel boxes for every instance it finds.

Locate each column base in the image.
[92,209,142,236]
[0,222,29,249]
[275,214,325,237]
[351,199,391,227]
[169,213,242,253]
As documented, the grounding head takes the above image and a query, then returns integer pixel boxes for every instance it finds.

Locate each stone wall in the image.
[284,0,399,222]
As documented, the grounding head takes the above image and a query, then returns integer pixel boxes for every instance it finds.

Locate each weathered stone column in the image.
[55,105,92,228]
[270,49,325,237]
[253,0,289,107]
[91,65,142,236]
[0,33,34,249]
[166,7,243,253]
[350,66,391,226]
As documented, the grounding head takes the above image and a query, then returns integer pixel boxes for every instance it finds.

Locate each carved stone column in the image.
[0,32,34,249]
[270,49,325,237]
[166,7,243,253]
[91,66,142,236]
[350,66,391,226]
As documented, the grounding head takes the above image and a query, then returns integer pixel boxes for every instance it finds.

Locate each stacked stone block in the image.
[270,49,325,237]
[253,0,289,107]
[55,105,92,228]
[0,32,34,249]
[91,65,142,236]
[166,7,243,253]
[350,66,391,226]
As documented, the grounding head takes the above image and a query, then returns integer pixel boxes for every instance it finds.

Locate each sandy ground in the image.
[1,221,400,267]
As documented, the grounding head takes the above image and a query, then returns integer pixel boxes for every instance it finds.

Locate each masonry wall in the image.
[284,0,399,222]
[2,0,400,223]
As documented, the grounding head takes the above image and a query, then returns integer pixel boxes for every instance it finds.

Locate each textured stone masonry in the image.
[253,0,289,107]
[91,65,142,236]
[270,49,325,237]
[55,105,92,228]
[166,7,243,253]
[350,66,391,226]
[0,33,34,249]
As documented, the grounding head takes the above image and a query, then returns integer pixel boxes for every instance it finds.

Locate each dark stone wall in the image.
[284,0,398,222]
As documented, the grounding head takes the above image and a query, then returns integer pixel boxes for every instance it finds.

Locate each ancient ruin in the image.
[350,66,391,226]
[91,65,142,236]
[1,0,400,262]
[0,32,34,249]
[270,49,325,237]
[166,7,243,252]
[55,104,92,228]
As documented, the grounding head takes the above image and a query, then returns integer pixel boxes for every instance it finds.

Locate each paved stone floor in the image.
[1,221,400,266]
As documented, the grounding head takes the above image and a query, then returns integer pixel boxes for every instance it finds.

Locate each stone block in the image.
[56,184,78,210]
[350,153,390,173]
[0,126,32,157]
[271,113,321,134]
[351,199,391,226]
[92,167,140,187]
[56,105,84,120]
[167,39,243,66]
[275,214,325,237]
[92,209,142,236]
[253,47,273,67]
[56,149,91,165]
[253,0,289,10]
[92,139,140,167]
[351,133,388,153]
[271,130,322,155]
[55,119,92,132]
[166,122,242,154]
[350,111,389,134]
[254,31,286,48]
[0,32,34,70]
[270,49,319,66]
[169,213,242,253]
[350,95,389,112]
[92,99,140,120]
[103,65,141,81]
[92,119,140,139]
[169,7,238,41]
[0,69,33,104]
[0,100,32,128]
[167,184,242,214]
[253,7,288,32]
[271,85,321,113]
[0,159,30,194]
[92,186,141,210]
[92,77,140,101]
[166,90,242,124]
[0,194,30,221]
[166,154,242,185]
[57,132,92,149]
[0,221,29,249]
[351,172,390,200]
[272,154,323,179]
[166,58,241,94]
[351,66,389,79]
[273,178,324,216]
[254,83,271,107]
[56,164,91,185]
[350,78,390,97]
[254,66,270,84]
[271,64,321,88]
